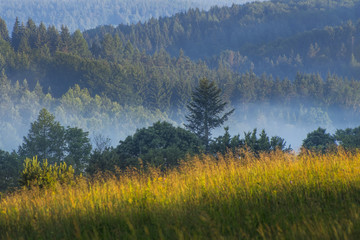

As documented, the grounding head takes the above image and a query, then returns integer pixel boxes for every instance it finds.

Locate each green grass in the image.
[1,150,360,239]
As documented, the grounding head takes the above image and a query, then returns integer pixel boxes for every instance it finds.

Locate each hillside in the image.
[1,151,360,239]
[0,0,256,32]
[209,20,360,78]
[84,0,360,57]
[83,0,360,78]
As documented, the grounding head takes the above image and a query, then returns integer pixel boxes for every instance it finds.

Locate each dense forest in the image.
[84,0,360,78]
[0,0,254,31]
[0,0,360,165]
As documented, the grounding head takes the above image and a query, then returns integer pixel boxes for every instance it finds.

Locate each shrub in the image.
[19,156,75,189]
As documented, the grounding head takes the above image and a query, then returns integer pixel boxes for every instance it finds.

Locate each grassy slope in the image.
[1,150,360,239]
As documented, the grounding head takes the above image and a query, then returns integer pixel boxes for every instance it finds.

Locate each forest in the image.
[84,0,360,78]
[0,0,254,31]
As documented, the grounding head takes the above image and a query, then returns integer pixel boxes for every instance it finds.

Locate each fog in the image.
[1,101,359,153]
[209,103,359,151]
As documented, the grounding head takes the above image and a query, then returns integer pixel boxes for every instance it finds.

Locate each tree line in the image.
[2,16,360,112]
[83,0,360,78]
[0,0,252,32]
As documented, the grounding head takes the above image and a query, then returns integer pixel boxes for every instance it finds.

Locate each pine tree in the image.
[35,22,48,49]
[11,17,21,51]
[47,25,60,54]
[59,25,72,52]
[71,30,91,57]
[26,18,37,49]
[0,17,10,42]
[185,77,234,151]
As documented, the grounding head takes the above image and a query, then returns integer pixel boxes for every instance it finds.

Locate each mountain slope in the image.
[83,0,360,59]
[0,0,256,32]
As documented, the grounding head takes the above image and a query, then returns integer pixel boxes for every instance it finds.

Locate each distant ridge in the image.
[0,0,257,32]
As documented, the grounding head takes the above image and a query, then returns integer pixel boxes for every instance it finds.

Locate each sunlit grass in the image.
[1,149,360,239]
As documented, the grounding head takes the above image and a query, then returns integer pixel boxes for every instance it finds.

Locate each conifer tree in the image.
[11,17,21,51]
[59,25,72,52]
[35,22,48,49]
[185,77,234,151]
[47,25,60,53]
[19,108,65,163]
[0,17,9,42]
[71,30,91,57]
[26,18,37,49]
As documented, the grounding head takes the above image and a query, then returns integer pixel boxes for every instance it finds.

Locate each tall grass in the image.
[1,150,360,239]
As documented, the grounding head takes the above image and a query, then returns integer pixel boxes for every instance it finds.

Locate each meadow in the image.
[1,150,360,239]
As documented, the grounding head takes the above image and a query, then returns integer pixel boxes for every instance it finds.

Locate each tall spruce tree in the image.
[185,77,234,151]
[11,17,21,51]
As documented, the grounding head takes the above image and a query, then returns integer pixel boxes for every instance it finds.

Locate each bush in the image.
[116,121,202,170]
[19,156,75,189]
[302,127,336,153]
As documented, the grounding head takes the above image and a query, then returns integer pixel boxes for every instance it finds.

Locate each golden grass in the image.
[1,149,360,239]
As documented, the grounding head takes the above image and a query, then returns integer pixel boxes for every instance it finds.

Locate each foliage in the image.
[335,126,360,150]
[210,127,291,155]
[18,109,92,170]
[64,127,92,173]
[116,121,202,170]
[19,156,75,189]
[209,127,243,154]
[1,150,360,239]
[244,128,292,154]
[18,109,92,174]
[19,108,66,163]
[86,148,119,175]
[185,78,234,150]
[302,127,336,153]
[0,150,21,192]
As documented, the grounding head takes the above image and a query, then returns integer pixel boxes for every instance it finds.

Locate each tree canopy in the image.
[18,109,92,172]
[302,127,336,153]
[116,121,202,169]
[19,108,66,163]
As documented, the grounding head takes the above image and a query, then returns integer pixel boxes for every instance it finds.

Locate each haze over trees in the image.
[0,0,258,31]
[84,0,360,78]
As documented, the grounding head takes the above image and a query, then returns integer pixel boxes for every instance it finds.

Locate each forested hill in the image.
[1,0,360,151]
[84,0,360,57]
[83,0,360,78]
[0,0,255,32]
